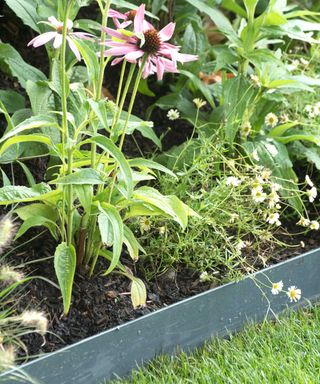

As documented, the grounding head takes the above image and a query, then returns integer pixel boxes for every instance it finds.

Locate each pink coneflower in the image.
[27,16,93,61]
[109,8,152,30]
[102,5,198,80]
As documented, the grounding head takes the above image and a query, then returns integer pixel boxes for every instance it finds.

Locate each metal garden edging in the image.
[1,247,320,383]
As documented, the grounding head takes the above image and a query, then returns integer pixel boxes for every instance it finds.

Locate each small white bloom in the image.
[305,175,314,187]
[268,191,280,207]
[236,240,246,252]
[260,168,272,180]
[310,220,320,230]
[252,187,267,203]
[265,143,278,157]
[279,114,289,124]
[193,98,207,109]
[288,59,300,71]
[266,212,281,226]
[297,217,310,227]
[300,57,309,67]
[199,271,211,282]
[226,176,242,187]
[167,109,180,121]
[250,74,261,87]
[271,183,282,192]
[252,149,260,161]
[265,113,278,127]
[287,286,301,302]
[140,217,152,233]
[271,280,283,295]
[240,121,252,138]
[300,241,305,248]
[306,187,317,203]
[158,226,166,236]
[229,213,239,223]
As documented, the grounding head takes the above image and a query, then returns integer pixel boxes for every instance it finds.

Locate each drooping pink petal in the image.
[142,57,154,79]
[111,57,125,66]
[48,16,61,29]
[102,27,131,41]
[158,23,175,42]
[67,36,81,61]
[27,31,57,47]
[134,4,145,34]
[71,32,94,40]
[173,52,198,63]
[103,45,138,57]
[66,19,73,30]
[108,9,126,20]
[125,49,144,62]
[155,57,165,80]
[53,33,63,49]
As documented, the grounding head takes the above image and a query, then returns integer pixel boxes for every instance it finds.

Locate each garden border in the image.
[2,247,320,383]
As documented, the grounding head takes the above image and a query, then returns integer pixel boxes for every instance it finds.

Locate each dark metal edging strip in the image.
[1,248,320,383]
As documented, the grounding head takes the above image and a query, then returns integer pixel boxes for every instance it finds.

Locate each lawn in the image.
[113,305,320,383]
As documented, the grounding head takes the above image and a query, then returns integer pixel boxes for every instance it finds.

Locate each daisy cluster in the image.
[226,167,283,228]
[271,280,302,303]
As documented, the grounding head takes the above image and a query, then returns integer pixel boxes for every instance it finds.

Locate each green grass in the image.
[112,305,320,384]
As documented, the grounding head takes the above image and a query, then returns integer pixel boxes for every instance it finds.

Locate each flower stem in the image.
[61,0,75,245]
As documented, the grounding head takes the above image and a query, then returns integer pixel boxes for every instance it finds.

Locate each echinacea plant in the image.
[0,1,198,314]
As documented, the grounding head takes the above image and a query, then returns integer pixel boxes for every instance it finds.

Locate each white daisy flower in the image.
[305,175,314,187]
[193,98,207,109]
[252,187,267,203]
[252,149,260,161]
[279,114,289,124]
[271,280,283,295]
[167,109,180,121]
[266,212,281,226]
[310,220,320,230]
[297,217,310,227]
[287,286,302,302]
[306,187,317,203]
[226,176,242,187]
[250,74,261,87]
[265,113,278,127]
[199,271,211,282]
[140,217,152,233]
[240,121,252,138]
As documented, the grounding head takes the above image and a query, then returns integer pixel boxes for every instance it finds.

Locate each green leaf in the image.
[4,0,40,32]
[15,215,58,240]
[0,135,52,158]
[0,116,57,144]
[185,0,239,43]
[51,168,105,185]
[132,186,195,229]
[124,225,144,262]
[0,90,25,113]
[54,243,76,314]
[98,203,124,276]
[138,78,155,97]
[26,80,53,115]
[128,158,177,179]
[0,183,61,205]
[87,135,133,198]
[0,43,46,88]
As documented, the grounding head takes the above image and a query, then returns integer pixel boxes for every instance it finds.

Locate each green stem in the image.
[91,0,112,169]
[108,56,147,203]
[61,0,75,245]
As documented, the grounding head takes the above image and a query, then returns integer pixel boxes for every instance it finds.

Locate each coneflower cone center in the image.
[140,30,161,54]
[126,10,137,21]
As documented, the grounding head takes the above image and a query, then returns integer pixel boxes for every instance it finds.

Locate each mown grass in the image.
[111,305,320,384]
